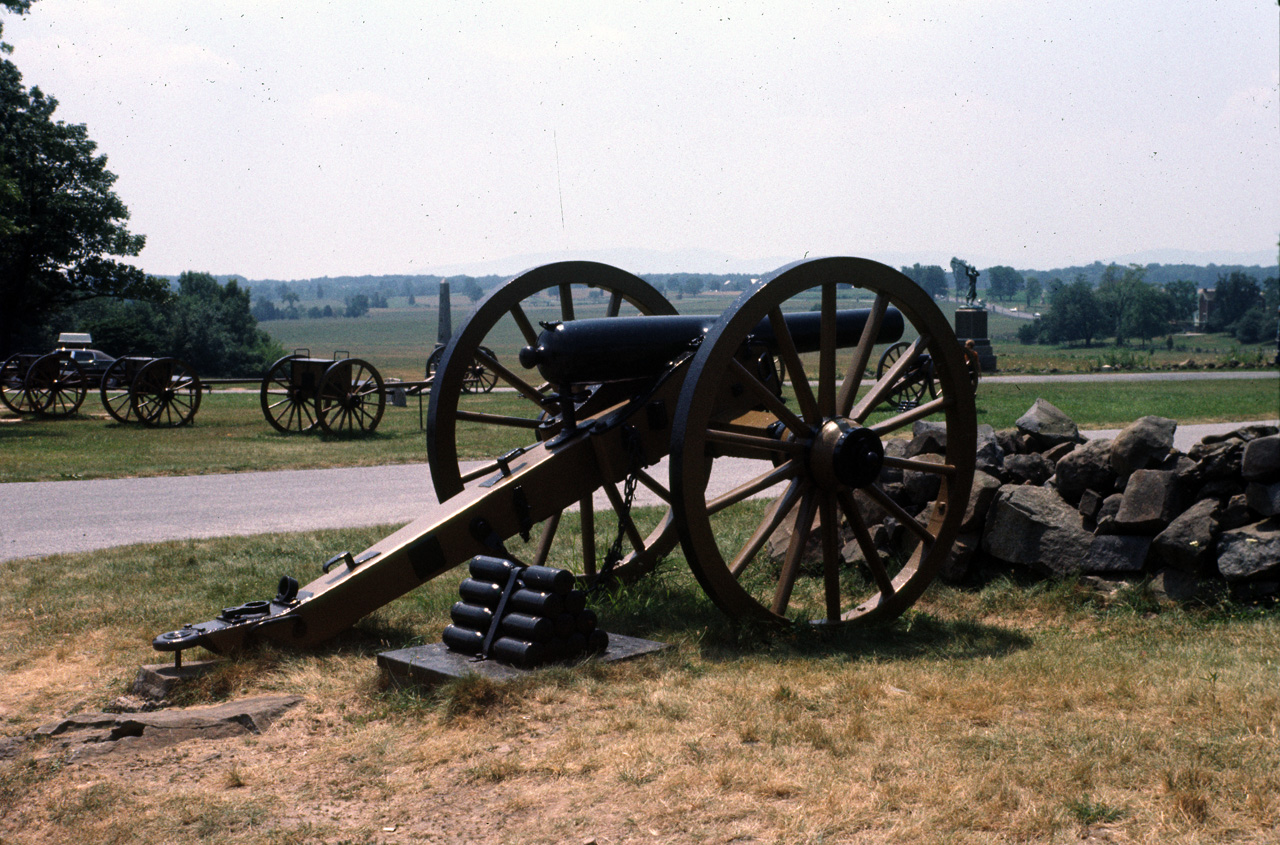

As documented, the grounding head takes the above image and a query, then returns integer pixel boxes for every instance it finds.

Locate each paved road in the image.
[2,416,1276,564]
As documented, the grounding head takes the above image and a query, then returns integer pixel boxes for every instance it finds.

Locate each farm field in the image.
[0,525,1276,843]
[259,292,1277,381]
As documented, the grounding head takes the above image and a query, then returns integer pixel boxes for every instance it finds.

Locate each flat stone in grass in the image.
[34,696,303,757]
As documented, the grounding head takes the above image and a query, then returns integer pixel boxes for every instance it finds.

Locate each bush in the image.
[1017,319,1044,344]
[1230,306,1274,345]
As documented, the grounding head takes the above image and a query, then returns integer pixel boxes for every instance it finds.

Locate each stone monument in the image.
[950,257,997,372]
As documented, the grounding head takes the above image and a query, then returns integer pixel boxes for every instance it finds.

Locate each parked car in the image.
[55,333,115,380]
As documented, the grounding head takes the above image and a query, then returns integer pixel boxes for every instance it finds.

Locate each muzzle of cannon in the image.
[153,256,977,660]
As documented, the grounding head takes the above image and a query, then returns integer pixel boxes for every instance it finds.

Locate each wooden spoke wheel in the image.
[26,353,88,417]
[0,354,37,415]
[260,354,318,434]
[430,343,498,393]
[424,346,444,381]
[315,358,384,435]
[670,257,976,627]
[130,358,203,427]
[427,261,680,581]
[462,346,498,393]
[99,356,152,423]
[876,340,937,411]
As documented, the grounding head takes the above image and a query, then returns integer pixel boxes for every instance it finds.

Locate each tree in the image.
[985,266,1024,301]
[1024,276,1042,310]
[1044,276,1105,346]
[1163,280,1198,328]
[71,272,284,376]
[457,277,483,303]
[900,263,947,297]
[1095,264,1149,346]
[1120,281,1172,347]
[1209,271,1261,332]
[0,3,168,355]
[344,294,370,318]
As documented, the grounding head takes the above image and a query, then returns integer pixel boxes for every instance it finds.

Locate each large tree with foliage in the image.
[1163,279,1198,327]
[1044,277,1105,346]
[1209,271,1262,333]
[71,272,284,376]
[900,263,948,297]
[0,1,167,355]
[984,265,1024,301]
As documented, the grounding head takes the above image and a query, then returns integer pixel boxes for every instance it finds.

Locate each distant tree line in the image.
[1018,268,1277,348]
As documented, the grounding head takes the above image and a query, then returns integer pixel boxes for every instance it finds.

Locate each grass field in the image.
[0,525,1276,843]
[260,294,1277,381]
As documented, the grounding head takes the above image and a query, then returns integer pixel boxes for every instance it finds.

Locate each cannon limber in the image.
[154,257,978,660]
[0,333,116,418]
[0,350,90,418]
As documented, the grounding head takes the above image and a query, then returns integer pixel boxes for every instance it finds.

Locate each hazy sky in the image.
[6,1,1278,278]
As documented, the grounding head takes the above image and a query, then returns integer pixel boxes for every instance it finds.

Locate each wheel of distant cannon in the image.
[670,257,977,628]
[427,261,680,581]
[0,354,37,415]
[260,354,318,434]
[462,346,498,394]
[315,358,384,436]
[875,340,937,411]
[424,346,444,381]
[99,356,152,423]
[130,358,202,427]
[25,353,88,417]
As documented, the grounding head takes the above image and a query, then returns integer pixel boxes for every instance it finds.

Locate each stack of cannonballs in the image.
[774,399,1280,600]
[443,556,608,668]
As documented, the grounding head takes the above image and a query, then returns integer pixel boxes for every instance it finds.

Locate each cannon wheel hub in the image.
[809,418,883,491]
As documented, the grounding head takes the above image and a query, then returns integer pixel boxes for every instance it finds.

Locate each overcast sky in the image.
[6,1,1278,279]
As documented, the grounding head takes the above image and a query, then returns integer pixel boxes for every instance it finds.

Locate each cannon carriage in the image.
[1,350,91,418]
[155,257,979,661]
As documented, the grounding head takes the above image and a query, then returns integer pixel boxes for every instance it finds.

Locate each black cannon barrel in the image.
[520,307,904,386]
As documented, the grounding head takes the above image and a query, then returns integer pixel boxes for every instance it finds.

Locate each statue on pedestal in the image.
[950,258,981,307]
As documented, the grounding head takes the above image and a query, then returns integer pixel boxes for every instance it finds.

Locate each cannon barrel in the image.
[520,307,904,386]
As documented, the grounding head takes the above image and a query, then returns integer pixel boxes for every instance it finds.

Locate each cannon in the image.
[259,351,389,435]
[153,257,977,660]
[1,350,91,418]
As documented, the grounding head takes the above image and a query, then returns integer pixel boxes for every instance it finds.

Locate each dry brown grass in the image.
[0,537,1278,844]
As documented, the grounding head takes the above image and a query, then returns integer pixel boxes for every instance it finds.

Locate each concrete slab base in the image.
[133,659,220,700]
[378,633,670,687]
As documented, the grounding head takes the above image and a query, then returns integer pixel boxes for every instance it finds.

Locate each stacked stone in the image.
[443,556,608,668]
[775,399,1280,601]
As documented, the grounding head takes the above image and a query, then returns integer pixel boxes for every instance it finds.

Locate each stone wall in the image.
[777,400,1280,602]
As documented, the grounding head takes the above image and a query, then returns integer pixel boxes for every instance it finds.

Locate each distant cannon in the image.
[154,257,978,660]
